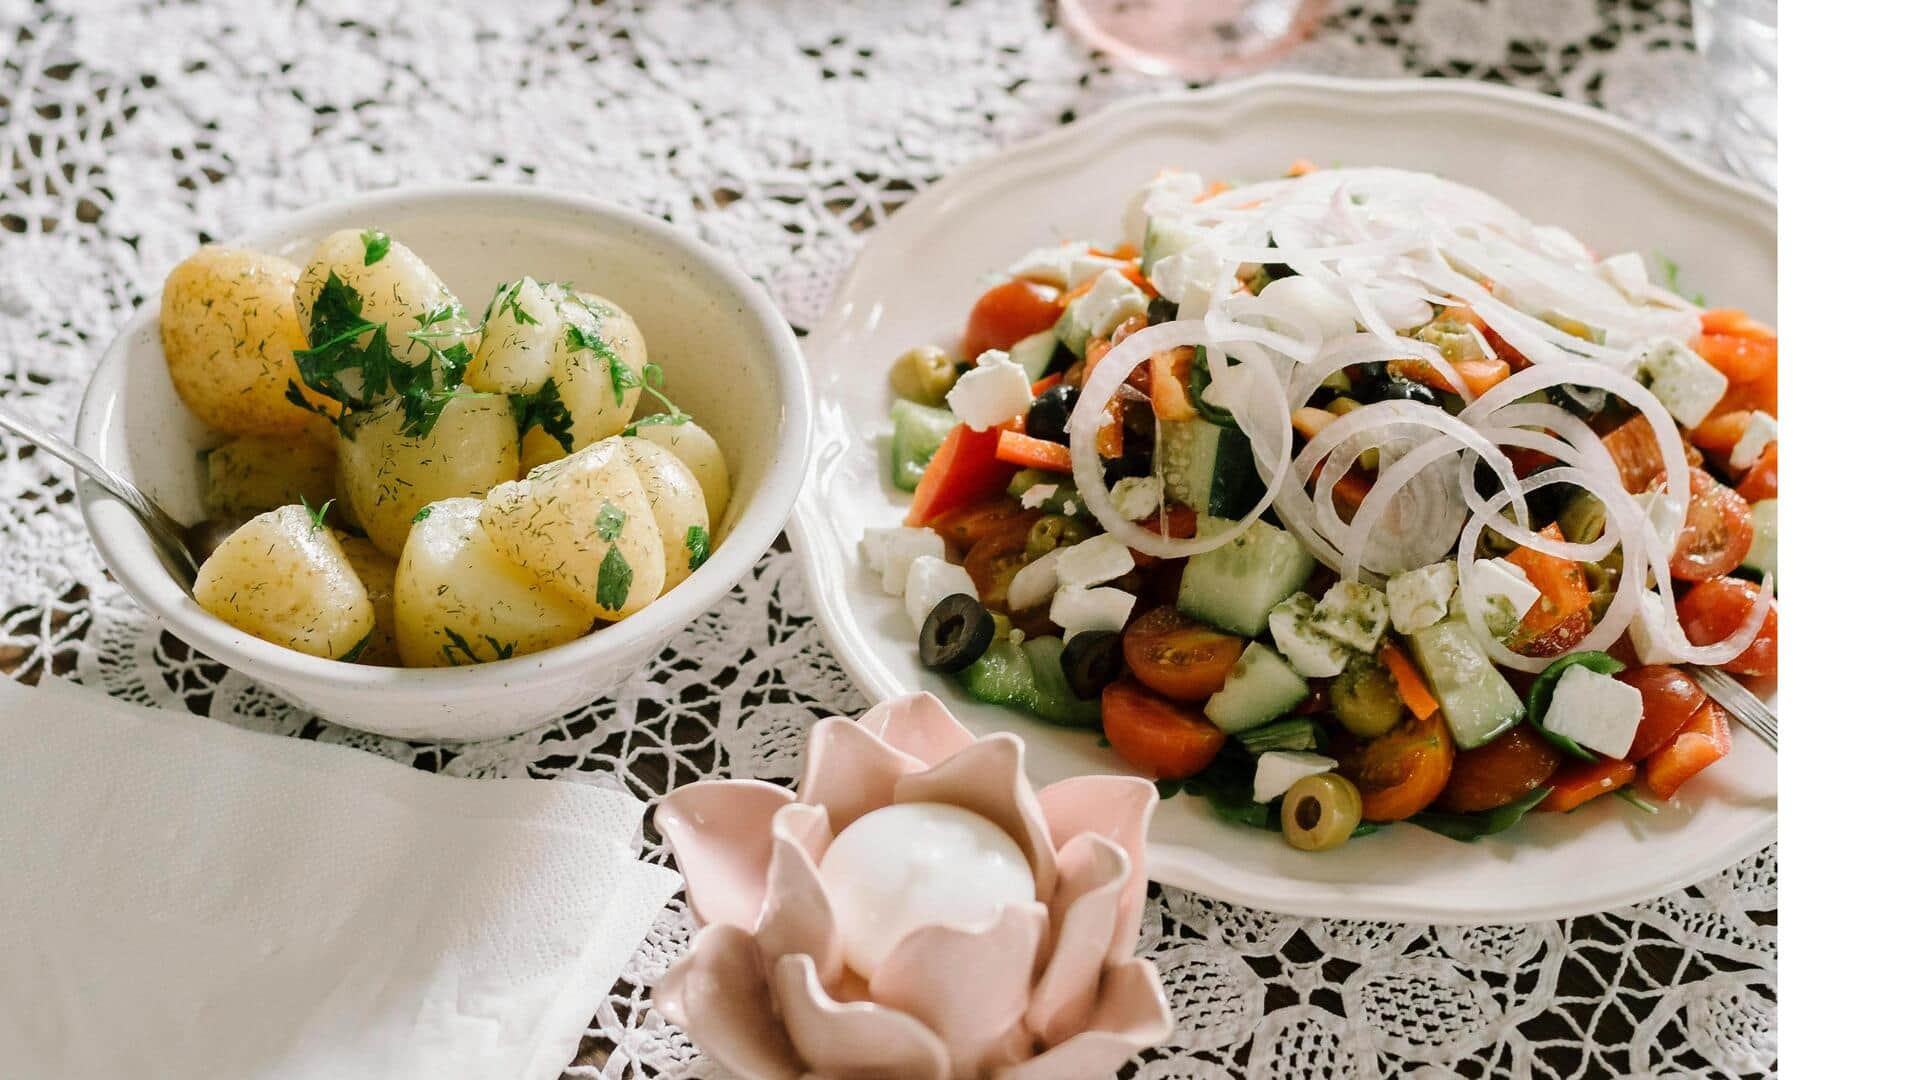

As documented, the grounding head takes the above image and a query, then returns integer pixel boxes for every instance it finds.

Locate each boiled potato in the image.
[192,505,374,660]
[160,245,336,436]
[293,228,479,390]
[337,535,400,666]
[623,437,710,590]
[519,291,648,471]
[627,418,730,526]
[203,430,336,520]
[467,277,566,394]
[393,498,594,667]
[480,436,665,620]
[336,393,519,557]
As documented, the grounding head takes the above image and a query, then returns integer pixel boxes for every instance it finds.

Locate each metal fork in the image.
[1684,663,1777,750]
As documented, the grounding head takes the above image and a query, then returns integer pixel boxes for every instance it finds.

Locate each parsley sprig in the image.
[440,627,517,666]
[290,272,474,439]
[593,500,633,611]
[686,525,710,571]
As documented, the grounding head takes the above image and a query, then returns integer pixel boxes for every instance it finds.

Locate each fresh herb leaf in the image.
[411,505,433,524]
[284,378,333,417]
[685,524,710,570]
[439,627,515,666]
[340,631,372,663]
[300,495,333,532]
[488,278,540,326]
[594,501,628,543]
[484,635,516,660]
[563,322,643,406]
[595,545,634,611]
[509,379,575,451]
[360,229,390,266]
[623,412,690,432]
[1655,252,1707,306]
[1614,786,1661,815]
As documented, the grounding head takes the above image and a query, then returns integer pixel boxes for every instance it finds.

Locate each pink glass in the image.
[1059,0,1327,79]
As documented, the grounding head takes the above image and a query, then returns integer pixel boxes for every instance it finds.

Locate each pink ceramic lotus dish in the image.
[653,692,1174,1079]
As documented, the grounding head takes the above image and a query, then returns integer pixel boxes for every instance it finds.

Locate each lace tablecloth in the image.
[0,1,1774,1076]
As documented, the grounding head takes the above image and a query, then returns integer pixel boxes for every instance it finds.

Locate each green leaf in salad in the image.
[595,545,634,611]
[510,378,575,452]
[360,229,390,266]
[300,495,333,532]
[594,501,627,543]
[686,524,711,570]
[1524,650,1628,761]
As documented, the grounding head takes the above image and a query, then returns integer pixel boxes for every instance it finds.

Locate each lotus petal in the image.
[654,924,804,1080]
[798,717,925,832]
[870,901,1049,1078]
[1037,775,1156,962]
[993,958,1173,1080]
[770,953,953,1080]
[1026,833,1131,1047]
[857,691,975,768]
[755,802,843,985]
[893,733,1058,903]
[654,779,794,929]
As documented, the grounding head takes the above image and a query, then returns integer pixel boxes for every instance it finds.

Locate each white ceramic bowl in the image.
[792,76,1777,921]
[77,185,810,741]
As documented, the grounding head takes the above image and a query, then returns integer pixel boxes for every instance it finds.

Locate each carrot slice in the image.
[1388,355,1511,398]
[1505,524,1593,658]
[1539,757,1636,813]
[995,429,1073,473]
[906,425,1016,527]
[1149,348,1198,421]
[1689,410,1752,453]
[1030,373,1063,397]
[1291,406,1337,439]
[1642,700,1734,799]
[1380,641,1439,721]
[1602,415,1664,494]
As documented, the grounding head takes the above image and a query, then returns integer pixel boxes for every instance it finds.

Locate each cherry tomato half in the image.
[1736,441,1778,503]
[931,499,1040,555]
[1122,605,1245,702]
[1617,665,1708,762]
[1436,725,1562,813]
[962,520,1035,614]
[962,279,1061,360]
[1101,679,1226,780]
[1676,576,1778,679]
[1671,467,1754,582]
[1333,709,1455,822]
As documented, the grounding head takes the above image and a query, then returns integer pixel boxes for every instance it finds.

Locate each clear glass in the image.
[1693,0,1778,188]
[1058,0,1327,80]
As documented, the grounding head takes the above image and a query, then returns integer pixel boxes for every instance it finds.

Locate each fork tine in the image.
[1684,664,1777,750]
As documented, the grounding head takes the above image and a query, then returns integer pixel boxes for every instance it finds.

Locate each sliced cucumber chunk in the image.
[1008,329,1060,383]
[1022,635,1102,727]
[957,638,1037,709]
[1236,716,1322,754]
[1204,642,1310,734]
[1161,419,1263,519]
[1141,216,1204,275]
[1177,516,1315,637]
[1743,498,1776,578]
[889,399,958,492]
[1405,620,1525,749]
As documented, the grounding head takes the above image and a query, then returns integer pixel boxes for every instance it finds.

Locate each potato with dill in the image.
[192,503,374,660]
[293,228,479,384]
[518,291,649,471]
[335,393,520,557]
[626,417,731,525]
[160,246,337,436]
[623,436,710,590]
[466,277,567,395]
[203,430,336,520]
[336,535,401,666]
[480,436,666,620]
[393,498,594,667]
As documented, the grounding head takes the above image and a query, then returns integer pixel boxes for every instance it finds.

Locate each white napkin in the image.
[0,678,680,1080]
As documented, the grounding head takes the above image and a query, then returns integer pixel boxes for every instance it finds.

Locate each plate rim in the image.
[789,74,1777,922]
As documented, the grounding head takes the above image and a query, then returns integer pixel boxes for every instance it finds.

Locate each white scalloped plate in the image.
[790,76,1776,922]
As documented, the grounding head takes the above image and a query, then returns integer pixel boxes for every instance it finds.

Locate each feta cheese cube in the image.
[903,555,977,632]
[1461,558,1540,639]
[1054,533,1135,588]
[1067,253,1134,289]
[1147,240,1230,315]
[1252,275,1358,341]
[861,527,945,596]
[1633,486,1685,554]
[1108,476,1164,522]
[1050,585,1135,642]
[1600,252,1653,303]
[1541,665,1644,759]
[1018,483,1058,510]
[1627,588,1688,664]
[1311,580,1390,653]
[1074,269,1149,340]
[1123,169,1205,250]
[1006,548,1063,612]
[1635,337,1728,428]
[1387,562,1458,635]
[1730,410,1777,470]
[946,350,1033,431]
[1252,751,1338,804]
[1267,593,1350,678]
[1007,242,1089,288]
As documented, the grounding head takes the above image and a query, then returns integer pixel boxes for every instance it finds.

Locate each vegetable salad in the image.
[865,165,1778,852]
[164,231,731,667]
